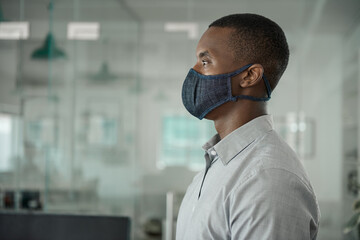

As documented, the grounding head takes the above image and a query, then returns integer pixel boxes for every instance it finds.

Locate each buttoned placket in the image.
[190,148,218,216]
[197,148,218,199]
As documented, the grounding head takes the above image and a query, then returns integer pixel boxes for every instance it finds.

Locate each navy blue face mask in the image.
[181,64,272,120]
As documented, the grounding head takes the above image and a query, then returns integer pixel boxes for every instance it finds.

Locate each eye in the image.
[202,60,208,66]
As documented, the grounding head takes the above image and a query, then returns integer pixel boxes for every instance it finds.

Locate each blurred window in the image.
[159,114,215,170]
[26,118,55,148]
[87,115,118,146]
[0,114,13,171]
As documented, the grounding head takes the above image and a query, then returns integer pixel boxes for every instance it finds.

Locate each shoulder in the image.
[231,129,320,220]
[228,167,320,238]
[231,166,317,203]
[233,167,317,205]
[227,167,320,239]
[246,129,313,187]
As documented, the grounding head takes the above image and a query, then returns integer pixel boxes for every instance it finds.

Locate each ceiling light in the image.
[67,22,100,40]
[0,22,29,40]
[164,22,198,39]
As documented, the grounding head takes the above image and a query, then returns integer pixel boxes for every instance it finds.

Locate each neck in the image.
[212,101,267,139]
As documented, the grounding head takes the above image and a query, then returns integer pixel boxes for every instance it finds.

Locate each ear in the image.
[239,64,264,88]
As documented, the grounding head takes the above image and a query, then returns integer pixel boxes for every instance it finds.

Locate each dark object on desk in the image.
[21,190,42,210]
[3,191,15,209]
[0,212,131,240]
[144,218,162,237]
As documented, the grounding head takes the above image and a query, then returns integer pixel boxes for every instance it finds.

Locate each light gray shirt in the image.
[176,115,320,240]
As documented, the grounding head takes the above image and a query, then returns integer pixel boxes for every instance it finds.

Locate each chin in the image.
[203,103,232,120]
[203,111,217,120]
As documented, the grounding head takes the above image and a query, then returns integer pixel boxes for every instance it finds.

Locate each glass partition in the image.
[0,0,141,238]
[1,1,360,240]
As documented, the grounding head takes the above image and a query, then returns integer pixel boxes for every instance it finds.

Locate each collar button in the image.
[210,150,217,156]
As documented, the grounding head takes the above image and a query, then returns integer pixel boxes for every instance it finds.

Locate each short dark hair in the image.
[209,13,289,90]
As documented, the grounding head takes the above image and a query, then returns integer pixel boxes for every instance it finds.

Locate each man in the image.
[177,13,320,240]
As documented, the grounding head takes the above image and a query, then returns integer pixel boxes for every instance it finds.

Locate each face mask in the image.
[181,64,272,120]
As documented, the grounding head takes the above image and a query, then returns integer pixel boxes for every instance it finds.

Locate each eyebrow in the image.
[198,50,211,58]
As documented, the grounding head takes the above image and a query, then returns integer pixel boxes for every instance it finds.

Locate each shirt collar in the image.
[202,115,274,166]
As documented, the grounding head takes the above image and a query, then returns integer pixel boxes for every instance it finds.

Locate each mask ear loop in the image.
[230,64,272,99]
[263,75,272,98]
[231,69,273,102]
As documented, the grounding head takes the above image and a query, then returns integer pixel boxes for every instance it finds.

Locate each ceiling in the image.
[125,0,360,36]
[1,0,360,36]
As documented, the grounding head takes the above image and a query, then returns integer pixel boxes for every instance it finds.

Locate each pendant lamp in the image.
[89,61,118,82]
[31,32,65,60]
[88,39,118,82]
[0,3,9,22]
[31,2,66,60]
[0,4,4,22]
[31,32,66,60]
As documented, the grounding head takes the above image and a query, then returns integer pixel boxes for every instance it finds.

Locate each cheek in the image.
[230,75,242,96]
[207,59,233,75]
[213,57,240,74]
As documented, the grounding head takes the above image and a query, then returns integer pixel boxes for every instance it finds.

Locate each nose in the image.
[192,62,202,74]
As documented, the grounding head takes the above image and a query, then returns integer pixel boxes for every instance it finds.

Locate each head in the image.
[208,13,289,90]
[182,13,289,122]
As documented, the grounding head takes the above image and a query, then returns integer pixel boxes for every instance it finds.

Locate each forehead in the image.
[196,27,235,57]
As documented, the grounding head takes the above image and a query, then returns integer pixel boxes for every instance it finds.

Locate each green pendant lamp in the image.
[0,3,8,22]
[31,2,66,60]
[31,32,66,60]
[88,40,118,82]
[89,61,118,82]
[0,4,4,22]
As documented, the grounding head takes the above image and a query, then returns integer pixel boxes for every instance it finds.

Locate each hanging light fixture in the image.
[0,4,4,22]
[87,40,119,82]
[31,2,66,60]
[31,32,66,59]
[88,61,118,82]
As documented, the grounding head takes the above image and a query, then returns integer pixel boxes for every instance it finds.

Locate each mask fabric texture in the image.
[181,64,272,120]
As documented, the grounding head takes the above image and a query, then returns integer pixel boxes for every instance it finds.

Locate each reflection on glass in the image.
[275,112,316,159]
[159,114,215,170]
[0,114,13,171]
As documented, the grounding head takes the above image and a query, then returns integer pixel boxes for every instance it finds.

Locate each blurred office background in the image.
[0,0,360,239]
